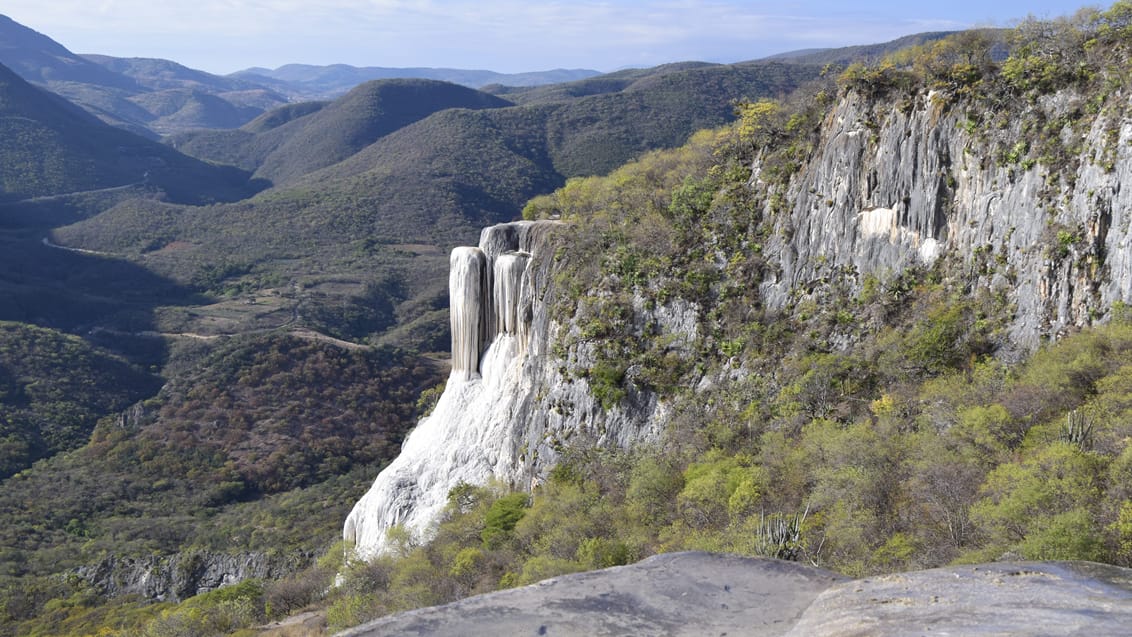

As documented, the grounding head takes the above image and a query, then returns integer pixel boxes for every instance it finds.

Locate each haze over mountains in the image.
[0,14,603,137]
[232,65,602,100]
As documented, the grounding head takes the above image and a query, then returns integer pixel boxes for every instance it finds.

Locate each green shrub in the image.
[481,493,530,549]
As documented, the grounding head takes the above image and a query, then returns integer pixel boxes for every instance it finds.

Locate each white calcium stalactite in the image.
[344,222,556,560]
[449,246,486,380]
[494,252,530,336]
[478,223,522,342]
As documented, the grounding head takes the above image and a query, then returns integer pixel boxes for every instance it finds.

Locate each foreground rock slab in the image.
[786,561,1132,637]
[339,552,1132,637]
[338,552,846,636]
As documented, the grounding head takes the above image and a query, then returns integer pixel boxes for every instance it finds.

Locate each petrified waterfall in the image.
[449,246,486,381]
[343,221,557,559]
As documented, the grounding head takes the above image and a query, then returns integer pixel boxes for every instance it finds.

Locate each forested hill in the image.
[0,61,256,206]
[323,4,1132,631]
[0,14,290,136]
[9,5,1132,636]
[169,78,513,186]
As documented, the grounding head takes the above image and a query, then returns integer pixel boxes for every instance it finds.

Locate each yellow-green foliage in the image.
[18,9,1132,636]
[137,580,266,637]
[331,314,1132,614]
[309,9,1132,630]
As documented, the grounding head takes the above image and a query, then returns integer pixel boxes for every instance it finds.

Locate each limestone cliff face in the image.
[761,88,1132,348]
[345,84,1132,557]
[77,551,306,602]
[344,221,670,558]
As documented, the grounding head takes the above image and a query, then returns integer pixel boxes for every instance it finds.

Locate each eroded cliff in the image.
[345,58,1132,559]
[762,87,1132,349]
[344,221,671,557]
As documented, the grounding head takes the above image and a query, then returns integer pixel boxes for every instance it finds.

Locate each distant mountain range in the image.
[0,13,599,136]
[0,12,957,140]
[759,31,955,65]
[231,64,602,100]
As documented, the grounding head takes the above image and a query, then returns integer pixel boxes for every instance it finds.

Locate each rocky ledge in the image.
[338,552,1132,637]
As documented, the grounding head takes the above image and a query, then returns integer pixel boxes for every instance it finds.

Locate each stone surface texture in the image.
[339,553,1132,637]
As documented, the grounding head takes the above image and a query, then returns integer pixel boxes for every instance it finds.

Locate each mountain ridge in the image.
[230,64,602,99]
[0,60,256,204]
[8,8,1127,636]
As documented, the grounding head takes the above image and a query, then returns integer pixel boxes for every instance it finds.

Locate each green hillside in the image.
[0,11,1029,636]
[253,79,513,185]
[170,79,513,186]
[163,102,329,174]
[241,101,328,133]
[0,332,442,635]
[0,62,257,206]
[0,322,160,478]
[143,61,822,262]
[43,60,823,351]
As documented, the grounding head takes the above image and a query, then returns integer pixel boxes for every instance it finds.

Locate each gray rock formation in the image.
[337,552,848,637]
[76,550,306,602]
[339,553,1132,637]
[344,221,672,557]
[345,82,1132,561]
[761,89,1132,349]
[786,560,1132,636]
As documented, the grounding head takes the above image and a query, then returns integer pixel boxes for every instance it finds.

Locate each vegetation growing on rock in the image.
[6,4,1132,636]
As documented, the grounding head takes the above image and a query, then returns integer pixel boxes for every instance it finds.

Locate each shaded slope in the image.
[250,78,512,185]
[0,14,136,90]
[0,61,258,205]
[0,321,161,479]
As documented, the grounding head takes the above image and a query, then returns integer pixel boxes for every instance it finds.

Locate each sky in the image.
[1,1,1104,75]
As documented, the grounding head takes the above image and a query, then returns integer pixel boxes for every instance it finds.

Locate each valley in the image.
[2,4,1132,636]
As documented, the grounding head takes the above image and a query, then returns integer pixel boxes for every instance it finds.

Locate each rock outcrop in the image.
[77,550,306,602]
[761,89,1132,349]
[345,81,1132,558]
[344,221,669,558]
[339,552,1132,637]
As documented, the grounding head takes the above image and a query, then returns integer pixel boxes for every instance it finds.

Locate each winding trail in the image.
[41,236,116,257]
[38,229,371,352]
